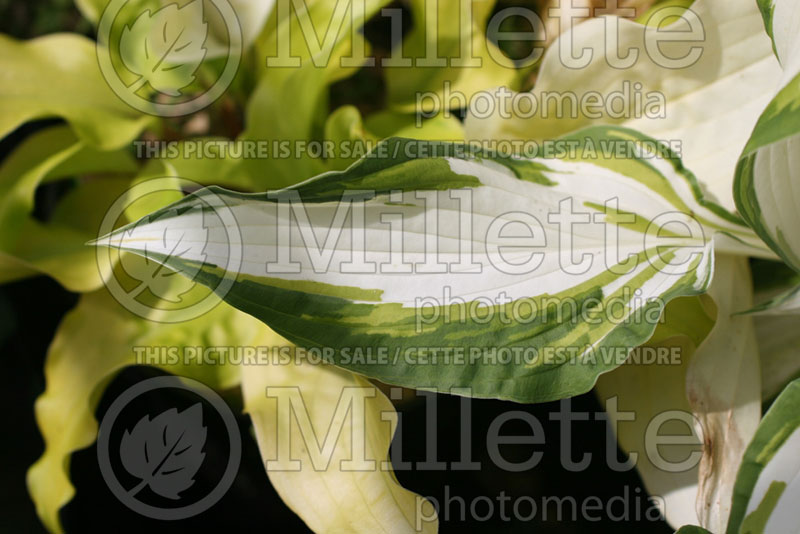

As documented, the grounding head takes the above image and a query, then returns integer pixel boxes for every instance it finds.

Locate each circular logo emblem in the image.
[96,176,242,323]
[97,376,242,520]
[97,0,243,116]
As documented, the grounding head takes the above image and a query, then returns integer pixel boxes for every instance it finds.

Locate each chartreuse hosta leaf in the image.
[725,378,800,534]
[77,0,274,57]
[96,128,764,403]
[243,0,476,188]
[29,285,432,534]
[0,126,137,292]
[27,173,222,533]
[0,34,152,149]
[384,0,517,113]
[735,0,800,272]
[242,0,393,187]
[243,354,438,534]
[464,0,782,213]
[363,109,465,142]
[29,175,431,534]
[27,287,269,533]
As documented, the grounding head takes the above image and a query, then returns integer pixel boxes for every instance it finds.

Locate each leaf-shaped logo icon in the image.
[116,211,209,303]
[119,1,208,96]
[120,403,207,500]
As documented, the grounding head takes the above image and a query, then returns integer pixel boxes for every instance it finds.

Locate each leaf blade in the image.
[242,356,438,534]
[726,379,800,534]
[96,132,742,403]
[0,34,152,149]
[733,0,800,272]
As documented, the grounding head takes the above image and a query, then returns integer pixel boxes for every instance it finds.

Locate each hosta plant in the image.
[2,0,799,533]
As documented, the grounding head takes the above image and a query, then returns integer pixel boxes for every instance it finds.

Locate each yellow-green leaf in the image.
[27,287,272,533]
[0,126,137,292]
[243,358,438,534]
[0,34,152,149]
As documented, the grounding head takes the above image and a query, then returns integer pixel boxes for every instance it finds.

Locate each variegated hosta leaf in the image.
[726,378,800,534]
[242,356,438,534]
[735,0,800,272]
[595,294,715,528]
[97,130,761,403]
[27,287,273,534]
[686,256,762,532]
[0,34,152,149]
[464,0,782,214]
[0,126,137,292]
